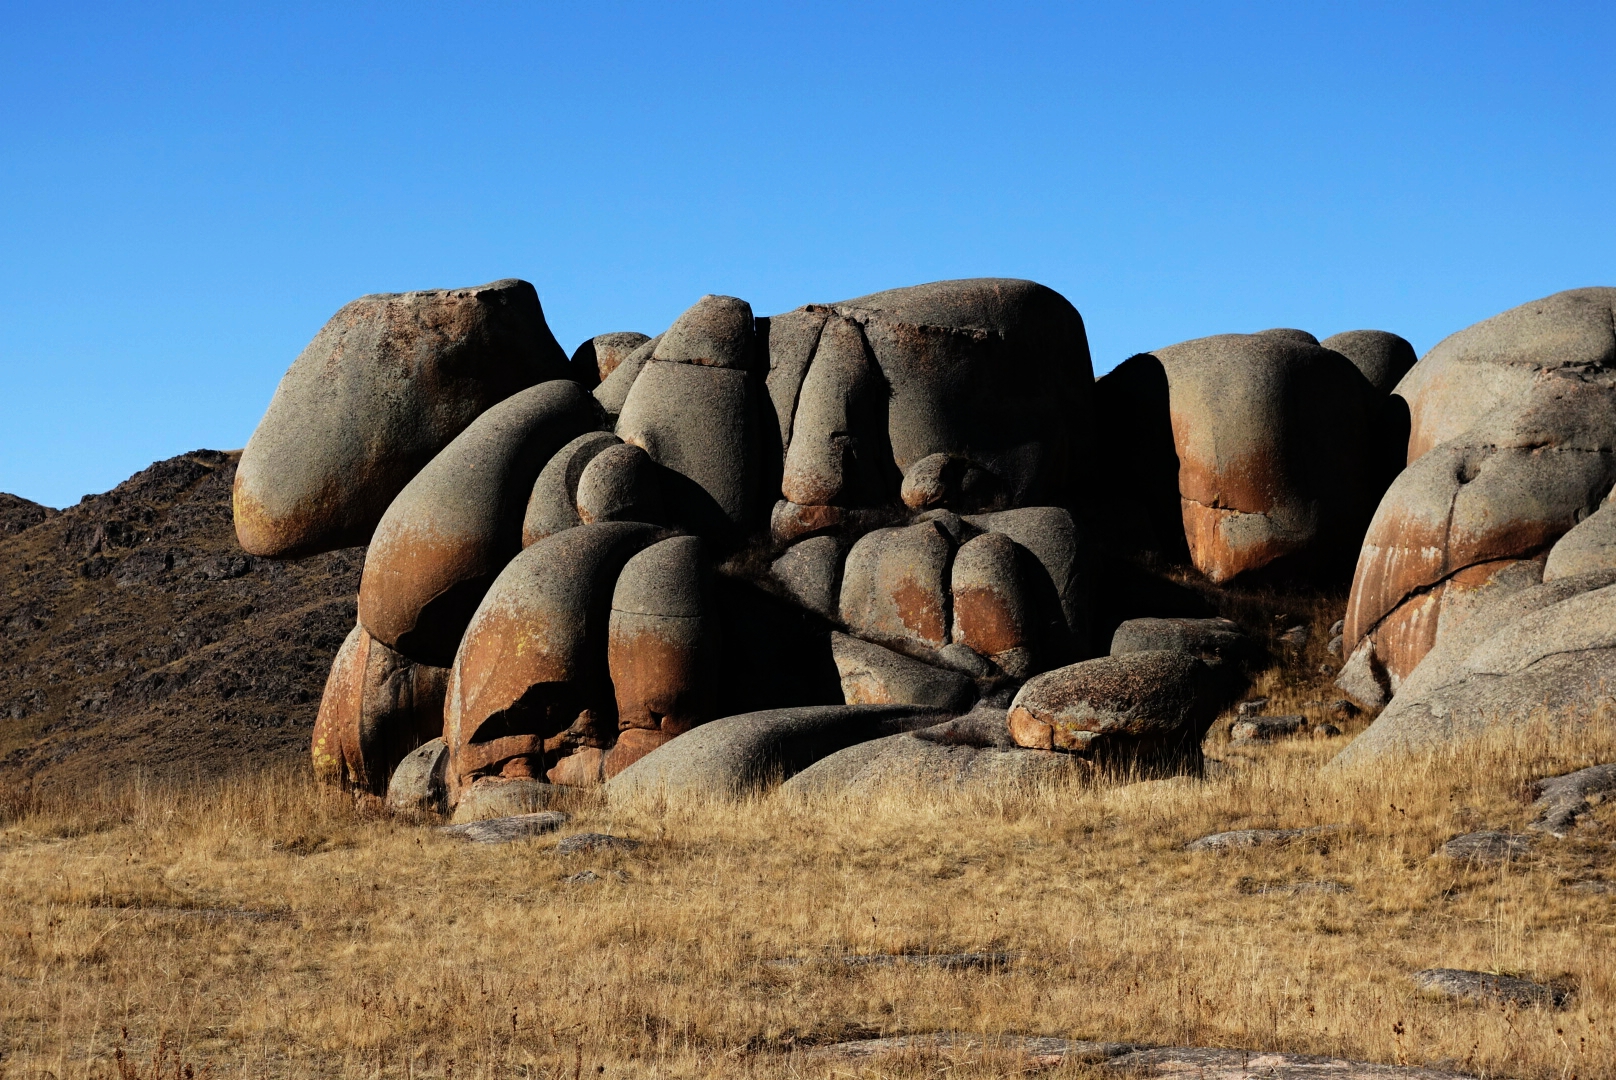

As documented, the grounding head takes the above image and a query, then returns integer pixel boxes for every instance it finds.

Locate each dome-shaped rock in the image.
[576,443,665,526]
[840,520,955,657]
[444,521,662,799]
[522,431,622,546]
[1342,369,1616,691]
[1396,287,1616,465]
[235,279,570,558]
[357,381,604,667]
[1320,330,1418,395]
[608,535,713,741]
[572,332,651,386]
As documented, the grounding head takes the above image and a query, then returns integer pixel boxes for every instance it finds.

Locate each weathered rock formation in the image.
[235,280,571,558]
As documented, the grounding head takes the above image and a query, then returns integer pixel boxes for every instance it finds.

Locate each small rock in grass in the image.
[769,952,1013,971]
[564,869,630,885]
[437,811,569,844]
[1327,634,1344,656]
[805,1034,1141,1066]
[1235,698,1269,717]
[1570,879,1616,894]
[1230,715,1307,742]
[1239,879,1352,896]
[1109,1046,1479,1078]
[1329,618,1345,637]
[1186,825,1341,852]
[556,832,643,855]
[1312,722,1344,738]
[1433,831,1534,862]
[1527,762,1616,837]
[1411,967,1571,1008]
[1279,625,1309,648]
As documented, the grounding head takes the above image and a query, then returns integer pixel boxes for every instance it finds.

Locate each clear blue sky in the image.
[2,2,1612,508]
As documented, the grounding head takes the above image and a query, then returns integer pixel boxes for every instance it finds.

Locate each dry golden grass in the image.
[3,719,1615,1080]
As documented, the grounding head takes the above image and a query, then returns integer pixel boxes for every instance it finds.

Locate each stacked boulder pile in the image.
[234,276,1616,814]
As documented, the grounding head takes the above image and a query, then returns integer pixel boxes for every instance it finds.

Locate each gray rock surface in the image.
[235,279,569,558]
[840,521,955,656]
[1122,330,1388,583]
[1185,826,1340,852]
[448,782,568,824]
[1229,715,1308,742]
[1107,1047,1476,1079]
[444,521,662,795]
[1396,287,1616,464]
[769,952,1013,971]
[1320,330,1418,395]
[1342,369,1616,688]
[1008,651,1216,763]
[761,305,831,453]
[608,535,712,743]
[1528,762,1616,836]
[357,381,604,666]
[385,737,448,814]
[781,730,1083,795]
[555,832,643,855]
[572,332,650,385]
[575,442,664,526]
[780,314,889,508]
[805,1034,1139,1067]
[950,531,1034,676]
[1544,498,1616,581]
[1432,831,1535,862]
[311,624,448,794]
[1411,967,1569,1008]
[521,431,622,546]
[592,333,661,417]
[653,294,757,369]
[1333,570,1616,764]
[830,632,976,711]
[438,809,569,842]
[1111,616,1252,665]
[964,506,1087,657]
[605,704,945,800]
[616,360,760,534]
[769,535,844,619]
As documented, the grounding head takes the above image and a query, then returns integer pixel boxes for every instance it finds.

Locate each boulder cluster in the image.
[235,277,1616,814]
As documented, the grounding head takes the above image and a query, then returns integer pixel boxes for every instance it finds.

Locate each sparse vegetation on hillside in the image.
[3,720,1613,1079]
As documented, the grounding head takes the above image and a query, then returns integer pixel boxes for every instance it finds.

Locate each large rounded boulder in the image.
[1341,367,1616,699]
[235,279,570,558]
[1395,287,1616,465]
[1107,329,1389,583]
[766,279,1093,531]
[443,521,662,801]
[357,381,604,667]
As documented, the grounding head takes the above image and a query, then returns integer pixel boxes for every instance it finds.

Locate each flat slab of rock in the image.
[1186,825,1341,852]
[807,1038,1471,1078]
[1411,967,1570,1008]
[1230,715,1308,742]
[555,832,643,855]
[1528,762,1616,836]
[436,811,569,844]
[781,730,1083,796]
[1239,879,1352,896]
[769,952,1013,972]
[1433,831,1534,862]
[1108,1047,1478,1079]
[805,1033,1140,1066]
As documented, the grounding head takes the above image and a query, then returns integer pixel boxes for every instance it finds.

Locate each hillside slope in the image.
[0,451,361,789]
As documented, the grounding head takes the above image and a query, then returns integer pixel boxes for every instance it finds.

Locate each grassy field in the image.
[2,716,1614,1080]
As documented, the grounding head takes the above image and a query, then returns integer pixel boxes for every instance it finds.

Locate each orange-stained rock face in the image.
[840,521,957,658]
[357,381,605,667]
[443,521,662,800]
[608,618,707,735]
[1152,331,1388,584]
[604,728,674,778]
[1341,365,1616,687]
[311,624,448,795]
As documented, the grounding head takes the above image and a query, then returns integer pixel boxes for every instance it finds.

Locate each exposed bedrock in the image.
[1395,287,1616,465]
[1320,330,1418,395]
[1341,368,1616,700]
[442,520,663,800]
[593,333,662,419]
[357,381,605,667]
[1098,330,1394,584]
[311,624,449,795]
[235,279,571,558]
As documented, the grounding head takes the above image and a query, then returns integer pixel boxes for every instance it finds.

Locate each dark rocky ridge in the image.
[0,451,361,789]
